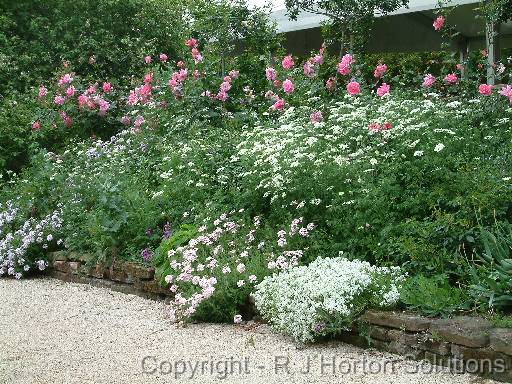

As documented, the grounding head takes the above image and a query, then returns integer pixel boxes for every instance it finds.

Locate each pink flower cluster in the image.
[444,73,458,85]
[303,48,324,78]
[433,16,445,31]
[377,83,390,97]
[185,38,203,64]
[282,55,294,70]
[374,63,388,79]
[337,54,354,75]
[422,74,436,88]
[368,122,392,132]
[499,85,512,104]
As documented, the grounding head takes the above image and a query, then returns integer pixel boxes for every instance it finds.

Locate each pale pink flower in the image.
[176,60,185,68]
[444,73,458,85]
[312,54,323,65]
[58,73,73,86]
[98,99,110,115]
[478,84,493,96]
[422,74,436,88]
[249,275,257,283]
[346,81,361,96]
[193,70,200,79]
[229,70,240,79]
[265,67,277,81]
[102,82,112,93]
[144,72,153,84]
[86,86,96,95]
[368,123,381,132]
[220,81,231,92]
[144,55,152,64]
[134,115,145,128]
[77,94,88,106]
[38,86,47,98]
[303,61,314,77]
[377,83,390,97]
[433,16,445,31]
[374,63,388,78]
[325,77,335,90]
[54,95,65,105]
[282,79,294,94]
[310,111,323,123]
[499,85,512,104]
[120,115,131,125]
[217,91,228,102]
[233,314,242,324]
[282,55,294,70]
[456,63,464,71]
[159,53,168,62]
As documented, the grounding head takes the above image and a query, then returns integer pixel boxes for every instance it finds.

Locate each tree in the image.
[284,0,410,53]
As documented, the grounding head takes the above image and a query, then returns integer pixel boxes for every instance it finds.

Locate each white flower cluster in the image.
[253,256,405,342]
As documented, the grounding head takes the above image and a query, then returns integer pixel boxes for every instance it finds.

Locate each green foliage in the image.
[400,275,470,317]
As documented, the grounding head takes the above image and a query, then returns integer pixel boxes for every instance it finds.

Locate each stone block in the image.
[53,260,70,273]
[430,317,492,348]
[122,262,155,280]
[361,311,432,332]
[68,261,80,275]
[489,328,512,356]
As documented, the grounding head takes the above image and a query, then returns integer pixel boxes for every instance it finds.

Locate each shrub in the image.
[253,256,405,342]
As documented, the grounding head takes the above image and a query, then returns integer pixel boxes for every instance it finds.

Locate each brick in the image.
[68,261,80,274]
[361,311,432,332]
[109,264,134,283]
[489,328,512,356]
[388,329,422,346]
[430,317,492,348]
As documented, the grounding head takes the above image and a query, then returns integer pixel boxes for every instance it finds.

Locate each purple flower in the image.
[145,228,153,237]
[313,323,325,333]
[141,248,152,262]
[162,222,172,239]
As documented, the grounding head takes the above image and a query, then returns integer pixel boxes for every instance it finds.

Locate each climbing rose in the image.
[433,16,445,31]
[144,56,152,64]
[185,38,198,48]
[265,67,277,81]
[120,115,131,125]
[377,83,390,97]
[282,55,294,70]
[499,85,512,104]
[282,79,294,94]
[102,82,112,93]
[159,53,168,62]
[32,121,41,130]
[346,81,361,96]
[54,95,65,105]
[478,84,492,96]
[444,73,458,85]
[65,86,75,97]
[374,64,388,78]
[422,74,436,88]
[310,111,323,123]
[58,73,73,86]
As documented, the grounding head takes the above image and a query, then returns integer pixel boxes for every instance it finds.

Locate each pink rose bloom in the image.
[98,99,110,115]
[120,115,131,125]
[346,81,361,96]
[54,95,65,105]
[217,91,228,101]
[265,67,277,81]
[368,123,381,132]
[383,122,393,130]
[77,94,88,106]
[185,38,198,48]
[102,82,112,93]
[282,55,294,70]
[176,60,185,68]
[282,79,294,94]
[325,77,335,90]
[144,55,152,64]
[220,81,231,92]
[303,61,315,77]
[58,73,73,86]
[38,86,47,98]
[32,121,41,130]
[134,115,145,128]
[159,53,168,62]
[433,16,445,31]
[312,54,323,65]
[310,111,323,123]
[499,85,512,104]
[337,54,353,75]
[377,83,390,97]
[65,86,75,97]
[86,86,96,95]
[422,74,436,88]
[271,98,285,111]
[374,63,388,78]
[478,84,492,96]
[444,73,458,85]
[144,72,153,84]
[273,79,281,88]
[223,75,232,83]
[229,70,240,79]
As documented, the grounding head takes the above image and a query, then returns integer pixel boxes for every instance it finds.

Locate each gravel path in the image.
[0,278,497,384]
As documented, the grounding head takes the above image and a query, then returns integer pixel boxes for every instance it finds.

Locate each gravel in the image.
[0,277,497,384]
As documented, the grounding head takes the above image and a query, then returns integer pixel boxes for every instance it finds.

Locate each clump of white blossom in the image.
[253,255,405,343]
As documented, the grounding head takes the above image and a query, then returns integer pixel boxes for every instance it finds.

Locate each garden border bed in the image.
[47,251,511,382]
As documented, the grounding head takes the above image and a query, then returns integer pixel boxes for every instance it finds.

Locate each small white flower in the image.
[434,143,445,152]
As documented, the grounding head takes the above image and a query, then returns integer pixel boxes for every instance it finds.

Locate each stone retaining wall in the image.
[47,251,511,382]
[47,251,172,301]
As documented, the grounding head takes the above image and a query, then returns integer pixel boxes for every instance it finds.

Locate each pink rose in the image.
[54,95,65,105]
[159,53,168,62]
[337,54,353,75]
[271,98,285,111]
[282,79,294,94]
[282,55,294,70]
[377,83,390,97]
[144,55,152,64]
[478,84,492,96]
[120,115,131,125]
[346,81,361,96]
[303,61,314,77]
[32,121,41,130]
[65,86,75,97]
[58,73,73,86]
[499,85,512,104]
[444,73,458,85]
[422,74,436,88]
[374,64,388,78]
[144,72,153,84]
[229,70,240,79]
[325,77,335,90]
[38,86,47,98]
[368,123,381,132]
[265,67,277,81]
[102,82,112,93]
[433,16,445,31]
[185,38,198,48]
[310,111,323,123]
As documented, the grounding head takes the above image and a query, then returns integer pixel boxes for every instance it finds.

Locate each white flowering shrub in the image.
[253,256,405,342]
[0,201,63,279]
